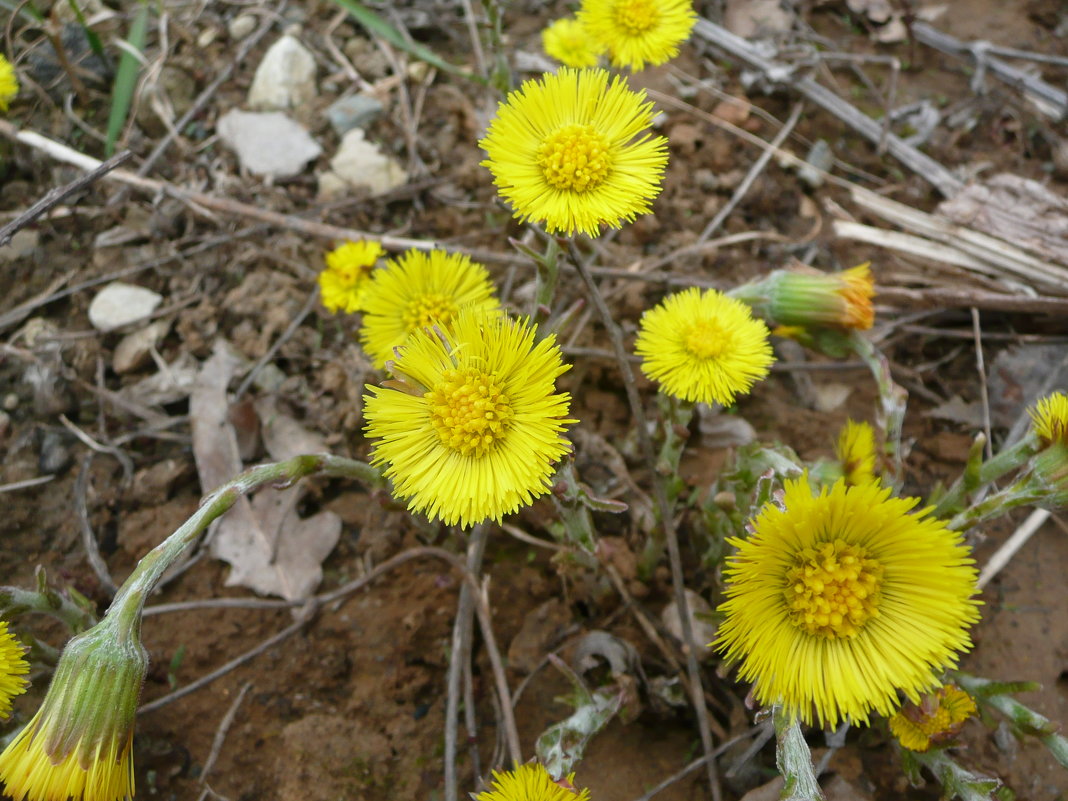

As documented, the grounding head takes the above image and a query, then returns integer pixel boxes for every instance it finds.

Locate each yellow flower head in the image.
[634,287,774,406]
[577,0,697,71]
[363,308,575,528]
[836,420,877,486]
[475,763,591,801]
[1025,392,1068,507]
[479,67,668,237]
[0,621,29,719]
[318,239,386,314]
[715,476,981,729]
[0,54,18,112]
[1029,391,1068,446]
[0,616,147,801]
[359,248,500,369]
[542,17,605,68]
[889,684,977,752]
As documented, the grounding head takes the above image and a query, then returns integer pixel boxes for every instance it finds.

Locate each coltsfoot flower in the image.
[0,615,148,801]
[634,287,774,406]
[359,248,500,369]
[474,763,591,801]
[577,0,697,71]
[363,308,575,528]
[479,67,668,237]
[0,621,29,719]
[889,684,977,752]
[1026,391,1068,507]
[836,420,877,486]
[318,239,385,313]
[1030,391,1068,445]
[542,17,605,68]
[715,476,981,728]
[0,54,18,112]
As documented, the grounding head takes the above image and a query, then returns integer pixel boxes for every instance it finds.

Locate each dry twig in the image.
[692,18,964,196]
[0,150,133,248]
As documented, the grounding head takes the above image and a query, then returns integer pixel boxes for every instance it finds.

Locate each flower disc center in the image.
[334,263,368,287]
[785,539,883,638]
[614,0,659,34]
[538,124,611,193]
[427,368,514,457]
[404,293,460,331]
[684,319,732,359]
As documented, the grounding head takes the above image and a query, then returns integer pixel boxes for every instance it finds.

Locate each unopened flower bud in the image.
[0,612,148,801]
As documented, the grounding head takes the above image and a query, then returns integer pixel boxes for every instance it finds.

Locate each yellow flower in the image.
[0,621,29,719]
[1022,392,1068,507]
[318,239,385,313]
[634,287,774,406]
[363,308,575,528]
[542,17,605,68]
[836,420,877,486]
[479,67,668,237]
[1029,391,1068,446]
[889,684,977,752]
[0,616,147,801]
[715,476,981,728]
[359,248,500,369]
[475,763,591,801]
[577,0,697,71]
[0,54,18,112]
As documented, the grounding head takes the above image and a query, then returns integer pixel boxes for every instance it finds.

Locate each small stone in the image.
[247,34,317,110]
[38,430,72,475]
[228,13,257,40]
[318,129,406,199]
[325,93,384,136]
[798,139,834,189]
[0,229,39,262]
[88,282,163,332]
[113,320,170,374]
[217,110,322,179]
[196,26,218,48]
[2,394,17,411]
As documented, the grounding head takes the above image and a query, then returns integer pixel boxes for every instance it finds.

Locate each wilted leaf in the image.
[191,341,341,601]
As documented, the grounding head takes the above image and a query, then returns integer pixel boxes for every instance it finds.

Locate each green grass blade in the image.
[325,0,483,84]
[65,0,109,64]
[104,2,149,156]
[0,0,43,23]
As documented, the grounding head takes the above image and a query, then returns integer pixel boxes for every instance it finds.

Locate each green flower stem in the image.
[106,455,382,624]
[946,476,1046,532]
[656,394,695,477]
[931,435,1039,519]
[639,393,694,576]
[0,584,96,634]
[509,234,561,337]
[850,335,907,490]
[953,672,1068,769]
[478,0,510,95]
[726,279,771,317]
[773,706,824,801]
[903,748,1002,800]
